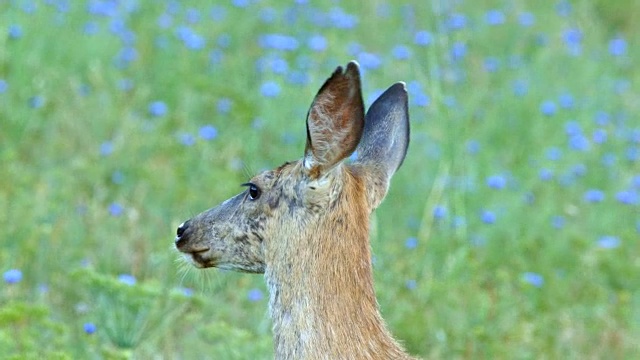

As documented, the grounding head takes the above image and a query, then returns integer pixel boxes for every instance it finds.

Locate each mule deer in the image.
[175,61,413,359]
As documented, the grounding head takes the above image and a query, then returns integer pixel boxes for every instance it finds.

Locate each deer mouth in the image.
[182,248,218,268]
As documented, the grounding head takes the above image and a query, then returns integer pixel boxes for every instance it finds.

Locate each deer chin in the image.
[181,248,217,268]
[183,249,265,273]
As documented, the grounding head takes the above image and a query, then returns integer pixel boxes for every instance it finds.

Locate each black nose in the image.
[176,220,190,238]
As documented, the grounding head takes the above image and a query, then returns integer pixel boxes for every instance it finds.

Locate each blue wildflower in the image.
[258,34,298,51]
[602,153,617,167]
[252,118,264,129]
[508,55,524,69]
[199,125,218,141]
[572,164,587,177]
[536,34,549,46]
[328,7,358,29]
[512,80,528,96]
[452,216,466,228]
[8,25,23,39]
[259,7,277,23]
[594,111,610,125]
[414,30,432,46]
[149,101,168,117]
[4,269,22,284]
[176,27,205,50]
[118,274,136,286]
[232,0,250,8]
[540,101,557,116]
[558,93,574,109]
[466,140,480,154]
[308,35,327,52]
[247,288,264,302]
[118,79,134,92]
[357,52,382,70]
[405,279,417,290]
[609,37,627,56]
[569,134,590,152]
[433,206,447,219]
[84,21,99,35]
[267,57,288,74]
[485,10,505,25]
[616,190,638,205]
[78,84,91,96]
[179,133,195,146]
[518,12,535,27]
[108,202,124,217]
[181,287,194,297]
[217,34,231,48]
[217,98,232,114]
[209,49,224,65]
[157,13,172,29]
[287,71,310,86]
[413,92,430,107]
[83,323,97,335]
[450,42,467,61]
[484,56,500,73]
[87,0,118,16]
[443,96,457,108]
[592,129,607,144]
[447,13,466,30]
[347,42,362,55]
[539,168,553,181]
[111,171,125,185]
[486,175,507,189]
[38,284,49,294]
[0,79,7,93]
[522,272,544,287]
[117,47,138,64]
[260,81,281,97]
[546,147,562,161]
[185,8,200,24]
[404,237,418,249]
[29,96,45,109]
[551,216,564,229]
[481,210,496,224]
[210,6,227,21]
[563,28,582,46]
[556,1,572,16]
[614,80,630,94]
[392,45,411,60]
[584,189,605,203]
[100,141,113,156]
[483,57,500,73]
[566,120,583,136]
[597,236,620,249]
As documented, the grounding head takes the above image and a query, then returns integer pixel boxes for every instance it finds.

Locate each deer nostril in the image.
[177,221,190,238]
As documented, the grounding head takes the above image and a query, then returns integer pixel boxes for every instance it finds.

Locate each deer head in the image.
[175,61,412,358]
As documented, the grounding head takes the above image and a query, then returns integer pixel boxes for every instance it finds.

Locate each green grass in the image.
[1,0,639,358]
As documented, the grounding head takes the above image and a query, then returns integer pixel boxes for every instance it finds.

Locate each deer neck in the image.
[264,174,408,359]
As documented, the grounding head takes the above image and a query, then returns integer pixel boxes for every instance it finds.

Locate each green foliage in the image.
[1,0,639,358]
[72,268,203,350]
[0,302,70,359]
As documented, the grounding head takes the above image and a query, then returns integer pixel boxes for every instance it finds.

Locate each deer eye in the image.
[242,183,262,200]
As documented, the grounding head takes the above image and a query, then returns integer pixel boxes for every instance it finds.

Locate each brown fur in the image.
[175,61,415,359]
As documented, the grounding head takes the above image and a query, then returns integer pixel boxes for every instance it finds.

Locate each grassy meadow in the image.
[1,0,639,358]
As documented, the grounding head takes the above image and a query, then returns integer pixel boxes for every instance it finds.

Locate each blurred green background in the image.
[1,0,639,358]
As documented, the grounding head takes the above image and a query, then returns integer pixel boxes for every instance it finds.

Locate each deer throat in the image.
[264,220,406,359]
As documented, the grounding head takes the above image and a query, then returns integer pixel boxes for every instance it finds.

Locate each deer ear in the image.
[303,61,365,179]
[354,82,410,209]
